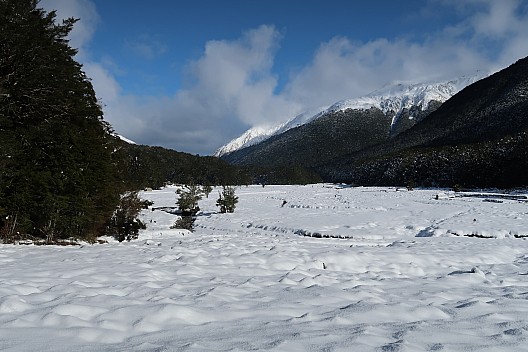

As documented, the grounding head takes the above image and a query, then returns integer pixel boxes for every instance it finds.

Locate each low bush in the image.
[216,186,238,213]
[106,191,152,242]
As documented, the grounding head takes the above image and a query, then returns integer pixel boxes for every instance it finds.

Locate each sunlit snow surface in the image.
[2,185,528,351]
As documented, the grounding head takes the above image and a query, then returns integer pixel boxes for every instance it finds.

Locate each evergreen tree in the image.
[107,191,151,242]
[216,186,238,213]
[176,184,203,216]
[0,0,120,242]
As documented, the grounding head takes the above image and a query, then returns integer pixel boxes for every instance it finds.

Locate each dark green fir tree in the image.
[0,0,120,242]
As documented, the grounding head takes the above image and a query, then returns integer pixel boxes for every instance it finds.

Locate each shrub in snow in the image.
[1,214,20,244]
[170,216,195,231]
[107,192,152,242]
[216,186,238,213]
[177,184,203,216]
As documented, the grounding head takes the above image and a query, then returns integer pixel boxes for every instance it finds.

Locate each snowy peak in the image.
[214,126,275,157]
[116,134,136,144]
[329,75,484,128]
[215,74,486,157]
[324,74,485,118]
[214,106,327,157]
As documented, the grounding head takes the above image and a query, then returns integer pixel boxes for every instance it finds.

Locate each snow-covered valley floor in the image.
[2,185,528,351]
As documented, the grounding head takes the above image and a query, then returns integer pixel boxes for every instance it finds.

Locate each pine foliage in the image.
[0,0,120,242]
[177,184,203,216]
[216,186,238,213]
[106,192,152,242]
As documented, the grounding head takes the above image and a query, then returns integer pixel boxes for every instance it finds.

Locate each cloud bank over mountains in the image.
[41,0,528,155]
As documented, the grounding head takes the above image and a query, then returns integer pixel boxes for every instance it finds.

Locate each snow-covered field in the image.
[2,185,528,351]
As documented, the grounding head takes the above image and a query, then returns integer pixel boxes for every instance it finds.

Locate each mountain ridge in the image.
[215,73,485,157]
[317,56,528,188]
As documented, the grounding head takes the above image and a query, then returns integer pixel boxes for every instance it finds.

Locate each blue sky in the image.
[40,0,528,155]
[90,0,435,96]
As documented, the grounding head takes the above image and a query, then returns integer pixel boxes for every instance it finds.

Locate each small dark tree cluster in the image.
[453,184,462,192]
[216,186,238,213]
[170,216,195,232]
[106,192,152,242]
[176,184,203,216]
[171,184,209,232]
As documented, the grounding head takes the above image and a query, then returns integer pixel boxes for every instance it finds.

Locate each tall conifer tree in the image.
[0,0,120,242]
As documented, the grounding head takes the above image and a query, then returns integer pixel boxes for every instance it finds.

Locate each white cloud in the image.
[472,0,520,38]
[184,25,300,126]
[436,0,525,39]
[468,0,528,69]
[82,62,121,103]
[284,36,492,109]
[284,0,528,110]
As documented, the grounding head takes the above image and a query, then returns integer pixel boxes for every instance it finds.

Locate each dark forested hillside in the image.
[221,56,528,188]
[113,141,250,189]
[221,89,447,171]
[319,56,528,188]
[113,140,322,188]
[222,107,393,167]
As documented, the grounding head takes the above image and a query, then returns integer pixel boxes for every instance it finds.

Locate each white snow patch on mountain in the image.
[215,73,485,157]
[214,106,327,157]
[116,134,136,144]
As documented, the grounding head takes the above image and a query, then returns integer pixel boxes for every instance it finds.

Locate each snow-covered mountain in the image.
[116,134,136,144]
[215,74,485,157]
[214,106,327,157]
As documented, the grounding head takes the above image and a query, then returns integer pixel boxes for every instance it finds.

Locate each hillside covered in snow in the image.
[215,74,484,157]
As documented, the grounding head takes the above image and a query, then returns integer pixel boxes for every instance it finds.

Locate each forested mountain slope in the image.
[220,77,482,169]
[318,56,528,188]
